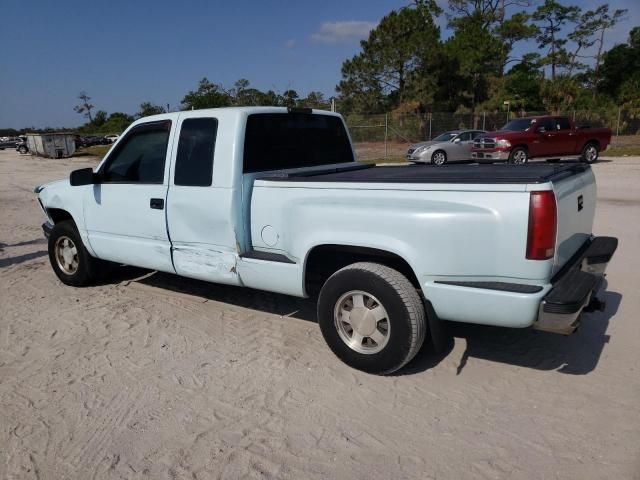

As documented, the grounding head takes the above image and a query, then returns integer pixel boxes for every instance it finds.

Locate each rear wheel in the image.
[509,147,528,165]
[18,145,28,154]
[581,142,599,163]
[431,150,447,166]
[317,262,427,375]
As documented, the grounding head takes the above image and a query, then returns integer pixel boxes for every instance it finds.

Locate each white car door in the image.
[83,120,175,273]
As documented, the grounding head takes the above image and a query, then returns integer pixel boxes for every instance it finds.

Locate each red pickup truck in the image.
[471,116,611,164]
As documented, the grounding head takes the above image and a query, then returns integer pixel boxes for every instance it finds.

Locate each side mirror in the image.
[70,167,96,186]
[535,126,546,133]
[453,137,461,143]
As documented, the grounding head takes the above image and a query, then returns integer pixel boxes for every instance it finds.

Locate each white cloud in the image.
[284,39,297,49]
[310,21,377,44]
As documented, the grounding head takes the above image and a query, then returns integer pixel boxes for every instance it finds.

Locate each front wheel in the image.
[509,147,528,165]
[431,150,447,166]
[581,143,599,163]
[317,262,427,375]
[48,220,103,286]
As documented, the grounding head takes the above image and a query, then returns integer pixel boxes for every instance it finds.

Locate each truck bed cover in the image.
[260,162,590,184]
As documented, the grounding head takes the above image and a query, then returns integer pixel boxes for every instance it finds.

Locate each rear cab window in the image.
[243,113,354,173]
[174,118,218,186]
[555,117,572,130]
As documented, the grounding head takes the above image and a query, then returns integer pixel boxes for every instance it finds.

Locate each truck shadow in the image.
[114,268,620,377]
[118,268,319,322]
[441,289,620,376]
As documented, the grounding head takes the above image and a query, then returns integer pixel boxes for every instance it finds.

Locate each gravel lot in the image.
[1,149,639,479]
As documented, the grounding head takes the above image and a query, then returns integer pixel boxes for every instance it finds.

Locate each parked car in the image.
[74,135,105,148]
[472,116,611,164]
[406,130,485,165]
[0,137,21,150]
[104,134,119,143]
[15,136,28,154]
[35,107,617,374]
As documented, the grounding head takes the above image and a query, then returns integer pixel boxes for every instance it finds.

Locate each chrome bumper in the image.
[471,150,509,161]
[534,237,618,334]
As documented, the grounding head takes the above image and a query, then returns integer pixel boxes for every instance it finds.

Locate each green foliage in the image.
[92,110,107,127]
[532,0,580,79]
[181,78,232,110]
[337,3,442,113]
[73,91,95,122]
[136,102,166,118]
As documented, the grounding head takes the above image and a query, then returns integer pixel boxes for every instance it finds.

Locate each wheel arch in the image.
[511,143,529,153]
[47,208,75,225]
[303,243,420,297]
[581,139,600,150]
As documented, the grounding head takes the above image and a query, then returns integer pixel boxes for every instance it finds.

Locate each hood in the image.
[408,140,441,150]
[34,178,68,194]
[478,130,528,139]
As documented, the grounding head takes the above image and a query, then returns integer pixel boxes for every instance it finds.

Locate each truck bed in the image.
[260,162,591,184]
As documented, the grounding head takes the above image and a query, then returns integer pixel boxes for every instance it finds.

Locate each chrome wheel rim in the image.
[54,236,79,275]
[334,290,390,354]
[512,150,527,164]
[585,146,597,162]
[432,152,446,165]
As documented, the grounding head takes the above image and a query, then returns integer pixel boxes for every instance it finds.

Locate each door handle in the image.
[150,198,164,210]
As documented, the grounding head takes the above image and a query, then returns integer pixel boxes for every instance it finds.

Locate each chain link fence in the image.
[345,108,640,162]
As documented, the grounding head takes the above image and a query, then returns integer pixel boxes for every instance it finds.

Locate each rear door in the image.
[553,117,576,155]
[83,120,175,272]
[165,114,241,285]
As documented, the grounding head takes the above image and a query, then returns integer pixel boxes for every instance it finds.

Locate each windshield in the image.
[433,132,457,142]
[501,119,532,131]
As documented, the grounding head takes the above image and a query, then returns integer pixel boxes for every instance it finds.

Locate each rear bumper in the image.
[534,236,618,334]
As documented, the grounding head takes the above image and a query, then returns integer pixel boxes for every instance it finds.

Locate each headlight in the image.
[497,139,511,147]
[413,146,428,154]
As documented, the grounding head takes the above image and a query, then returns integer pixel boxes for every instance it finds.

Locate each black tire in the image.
[18,145,28,154]
[317,262,427,375]
[431,150,447,166]
[48,220,102,286]
[581,142,599,164]
[508,147,528,165]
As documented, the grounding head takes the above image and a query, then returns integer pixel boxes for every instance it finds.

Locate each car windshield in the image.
[433,132,457,142]
[501,119,532,131]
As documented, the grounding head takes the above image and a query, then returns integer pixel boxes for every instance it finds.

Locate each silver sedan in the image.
[406,130,486,165]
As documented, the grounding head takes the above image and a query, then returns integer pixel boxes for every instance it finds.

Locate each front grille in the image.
[474,138,496,149]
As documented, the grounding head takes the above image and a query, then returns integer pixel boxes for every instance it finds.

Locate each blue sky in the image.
[0,0,637,128]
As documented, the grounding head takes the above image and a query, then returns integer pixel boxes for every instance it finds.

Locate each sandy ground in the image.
[1,149,639,480]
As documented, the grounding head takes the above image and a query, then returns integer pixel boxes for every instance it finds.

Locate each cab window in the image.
[174,118,217,186]
[556,118,571,130]
[101,121,171,183]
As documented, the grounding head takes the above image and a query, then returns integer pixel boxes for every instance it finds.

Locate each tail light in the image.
[526,191,557,260]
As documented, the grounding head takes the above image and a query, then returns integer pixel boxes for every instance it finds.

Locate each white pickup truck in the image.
[35,107,618,374]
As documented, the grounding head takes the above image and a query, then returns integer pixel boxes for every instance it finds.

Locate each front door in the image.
[83,120,175,273]
[450,131,474,160]
[531,118,557,157]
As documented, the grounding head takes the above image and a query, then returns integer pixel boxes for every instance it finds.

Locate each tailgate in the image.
[552,168,596,274]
